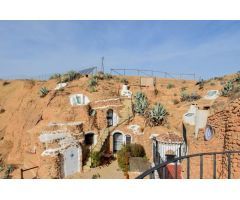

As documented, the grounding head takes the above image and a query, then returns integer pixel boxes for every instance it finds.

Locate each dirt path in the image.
[69,160,126,179]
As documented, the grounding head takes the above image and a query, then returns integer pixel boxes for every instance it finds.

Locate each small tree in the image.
[90,151,102,168]
[134,92,148,115]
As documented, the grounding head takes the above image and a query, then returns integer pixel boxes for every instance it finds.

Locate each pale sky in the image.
[0,20,240,79]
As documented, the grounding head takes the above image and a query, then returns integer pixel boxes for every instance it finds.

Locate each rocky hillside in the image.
[0,71,239,178]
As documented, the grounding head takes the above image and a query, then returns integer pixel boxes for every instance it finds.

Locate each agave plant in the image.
[134,92,149,115]
[221,80,233,97]
[39,87,49,98]
[145,103,168,126]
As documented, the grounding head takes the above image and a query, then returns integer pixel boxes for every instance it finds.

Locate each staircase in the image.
[84,127,113,169]
[84,97,134,169]
[118,97,134,124]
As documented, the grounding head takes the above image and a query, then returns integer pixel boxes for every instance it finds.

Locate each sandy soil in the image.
[69,160,125,179]
[0,73,236,178]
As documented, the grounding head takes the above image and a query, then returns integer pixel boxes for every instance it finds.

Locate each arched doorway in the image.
[107,109,113,127]
[85,133,94,146]
[113,132,123,152]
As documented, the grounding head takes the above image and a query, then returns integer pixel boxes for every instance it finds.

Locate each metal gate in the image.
[113,133,123,151]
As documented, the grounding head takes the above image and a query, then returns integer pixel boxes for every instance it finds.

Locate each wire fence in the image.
[110,68,198,80]
[0,67,199,81]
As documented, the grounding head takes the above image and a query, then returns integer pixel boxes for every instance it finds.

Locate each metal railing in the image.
[110,68,197,80]
[20,166,39,179]
[136,151,240,179]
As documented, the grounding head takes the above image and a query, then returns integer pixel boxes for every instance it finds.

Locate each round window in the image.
[204,125,214,141]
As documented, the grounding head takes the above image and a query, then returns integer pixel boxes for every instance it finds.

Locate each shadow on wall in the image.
[182,123,187,147]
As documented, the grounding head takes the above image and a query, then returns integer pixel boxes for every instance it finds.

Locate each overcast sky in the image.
[0,20,240,79]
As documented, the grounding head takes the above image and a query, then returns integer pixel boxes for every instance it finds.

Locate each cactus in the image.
[134,92,148,115]
[145,103,168,126]
[221,80,233,97]
[39,87,49,98]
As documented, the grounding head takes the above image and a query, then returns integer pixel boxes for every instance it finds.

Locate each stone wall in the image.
[90,98,122,108]
[184,98,240,178]
[38,155,61,179]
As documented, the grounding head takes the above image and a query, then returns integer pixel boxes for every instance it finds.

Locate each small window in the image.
[204,125,214,141]
[126,135,131,145]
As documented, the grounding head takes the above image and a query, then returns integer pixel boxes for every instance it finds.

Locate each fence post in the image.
[20,169,24,179]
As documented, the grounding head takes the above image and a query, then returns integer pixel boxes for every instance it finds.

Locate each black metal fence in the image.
[20,166,39,179]
[136,151,240,179]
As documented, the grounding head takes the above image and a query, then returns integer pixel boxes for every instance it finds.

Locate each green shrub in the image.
[117,144,146,172]
[2,81,10,86]
[92,72,113,80]
[197,79,205,90]
[120,78,128,85]
[181,86,187,91]
[180,91,201,102]
[103,73,113,80]
[92,173,101,179]
[167,83,175,89]
[49,73,61,80]
[39,87,49,98]
[88,77,98,87]
[0,108,5,114]
[59,70,82,83]
[210,82,216,86]
[4,165,14,179]
[145,103,168,126]
[117,146,129,172]
[172,99,180,105]
[128,143,146,157]
[234,72,240,83]
[90,151,102,168]
[134,92,148,115]
[89,86,97,93]
[221,80,234,97]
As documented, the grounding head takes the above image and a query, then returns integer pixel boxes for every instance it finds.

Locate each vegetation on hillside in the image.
[39,87,49,98]
[221,73,240,98]
[134,92,149,115]
[117,144,146,173]
[145,103,168,127]
[180,91,201,102]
